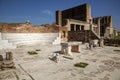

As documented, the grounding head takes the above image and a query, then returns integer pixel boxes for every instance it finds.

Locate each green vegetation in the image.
[74,62,88,68]
[113,50,120,52]
[113,44,120,47]
[27,49,41,55]
[28,51,38,55]
[114,35,120,40]
[108,44,120,47]
[40,24,49,27]
[35,49,41,51]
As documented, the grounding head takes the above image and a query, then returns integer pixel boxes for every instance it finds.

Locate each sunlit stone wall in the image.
[1,33,60,46]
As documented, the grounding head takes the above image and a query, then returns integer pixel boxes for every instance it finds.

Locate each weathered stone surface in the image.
[61,42,82,55]
[0,23,59,33]
[1,60,14,69]
[0,41,120,80]
[6,52,13,60]
[0,55,3,61]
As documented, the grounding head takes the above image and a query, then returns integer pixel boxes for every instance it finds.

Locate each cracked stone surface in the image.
[0,44,120,80]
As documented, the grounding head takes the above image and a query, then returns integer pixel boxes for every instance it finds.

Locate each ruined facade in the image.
[93,16,113,37]
[0,3,118,48]
[0,22,60,49]
[56,3,116,42]
[56,4,91,26]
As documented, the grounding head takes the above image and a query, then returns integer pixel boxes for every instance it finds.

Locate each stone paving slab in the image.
[0,45,120,80]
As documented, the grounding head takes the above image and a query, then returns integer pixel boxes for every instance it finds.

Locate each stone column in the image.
[80,25,81,30]
[0,32,1,40]
[74,24,76,31]
[61,45,64,54]
[97,18,101,36]
[89,19,93,31]
[6,52,13,60]
[100,39,104,47]
[59,31,61,38]
[78,45,81,53]
[67,46,72,56]
[56,10,62,26]
[0,55,3,61]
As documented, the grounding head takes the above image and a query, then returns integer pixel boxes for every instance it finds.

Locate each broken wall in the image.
[56,3,91,26]
[68,30,99,42]
[0,23,59,33]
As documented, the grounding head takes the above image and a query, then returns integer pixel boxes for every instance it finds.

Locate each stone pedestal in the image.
[6,52,13,60]
[71,45,80,53]
[0,52,15,70]
[1,60,15,69]
[0,55,3,61]
[93,39,99,47]
[100,39,104,47]
[61,42,82,55]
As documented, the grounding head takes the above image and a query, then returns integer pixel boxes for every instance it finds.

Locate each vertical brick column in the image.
[97,18,101,36]
[56,10,62,26]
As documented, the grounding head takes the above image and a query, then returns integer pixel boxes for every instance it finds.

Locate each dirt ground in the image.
[0,44,120,80]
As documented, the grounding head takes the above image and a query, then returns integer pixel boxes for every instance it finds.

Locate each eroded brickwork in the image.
[0,23,59,33]
[56,3,91,26]
[68,30,99,42]
[93,16,113,37]
[56,3,117,42]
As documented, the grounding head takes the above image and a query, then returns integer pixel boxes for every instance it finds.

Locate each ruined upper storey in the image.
[56,3,91,26]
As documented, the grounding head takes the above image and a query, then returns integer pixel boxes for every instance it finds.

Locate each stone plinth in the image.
[93,39,99,47]
[100,39,104,47]
[6,52,13,60]
[61,42,82,55]
[1,60,14,69]
[0,52,15,70]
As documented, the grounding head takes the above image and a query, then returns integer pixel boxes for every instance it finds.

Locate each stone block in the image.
[0,55,3,61]
[1,33,59,46]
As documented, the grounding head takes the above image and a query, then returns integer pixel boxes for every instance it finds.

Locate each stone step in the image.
[0,33,60,47]
[12,40,53,44]
[8,38,56,42]
[0,40,8,44]
[6,36,57,39]
[2,33,59,39]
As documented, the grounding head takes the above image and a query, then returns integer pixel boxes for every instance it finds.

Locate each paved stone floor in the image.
[0,44,120,80]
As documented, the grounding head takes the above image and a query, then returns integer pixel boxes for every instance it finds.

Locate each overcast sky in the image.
[0,0,120,30]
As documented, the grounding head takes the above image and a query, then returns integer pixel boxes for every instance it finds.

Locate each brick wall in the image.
[68,30,99,42]
[56,3,91,26]
[0,23,59,33]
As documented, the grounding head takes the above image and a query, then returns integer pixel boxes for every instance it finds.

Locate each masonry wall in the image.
[93,16,113,37]
[56,11,62,26]
[0,23,61,47]
[56,3,91,26]
[68,30,99,42]
[1,33,60,46]
[0,23,59,33]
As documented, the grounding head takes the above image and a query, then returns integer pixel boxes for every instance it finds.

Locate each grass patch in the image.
[35,49,41,51]
[112,44,120,47]
[74,62,88,68]
[114,35,120,40]
[106,44,120,47]
[28,51,38,55]
[114,50,120,52]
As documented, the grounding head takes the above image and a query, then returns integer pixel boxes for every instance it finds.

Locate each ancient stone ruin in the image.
[0,52,15,70]
[0,3,118,49]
